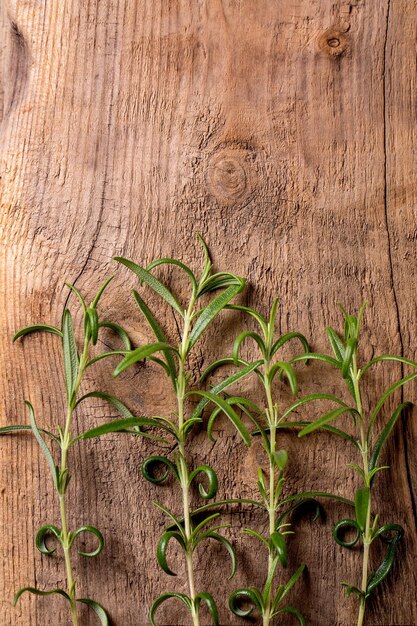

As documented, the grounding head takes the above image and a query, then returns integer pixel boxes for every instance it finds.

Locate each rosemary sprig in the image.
[287,303,416,626]
[0,278,148,626]
[201,299,317,625]
[113,235,253,626]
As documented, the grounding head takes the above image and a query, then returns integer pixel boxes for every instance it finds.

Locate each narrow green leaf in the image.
[77,598,109,625]
[242,528,270,549]
[147,258,198,294]
[62,309,79,403]
[65,282,87,313]
[271,332,310,358]
[194,592,219,626]
[276,420,359,447]
[333,519,361,548]
[98,321,132,350]
[270,532,287,568]
[113,342,177,377]
[189,281,245,349]
[191,361,261,421]
[341,338,357,378]
[360,355,417,379]
[274,606,306,625]
[86,307,99,345]
[267,361,298,395]
[74,417,161,442]
[26,401,58,488]
[233,331,266,363]
[298,407,354,437]
[142,456,179,484]
[13,587,70,606]
[157,531,186,576]
[326,327,345,362]
[194,533,236,579]
[355,487,370,532]
[228,588,263,617]
[132,289,177,384]
[0,424,60,444]
[225,304,268,335]
[114,257,183,315]
[13,324,63,341]
[75,391,135,418]
[191,391,251,446]
[35,525,62,555]
[274,563,306,606]
[369,402,412,476]
[280,491,354,508]
[368,371,417,436]
[72,526,104,558]
[91,276,114,308]
[152,501,186,538]
[150,592,192,626]
[366,524,404,597]
[189,465,218,499]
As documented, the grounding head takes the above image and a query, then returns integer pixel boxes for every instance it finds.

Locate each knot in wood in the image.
[206,148,254,206]
[318,28,349,57]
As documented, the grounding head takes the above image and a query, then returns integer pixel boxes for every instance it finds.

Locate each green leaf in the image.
[242,528,270,549]
[272,563,305,608]
[326,327,345,362]
[282,393,350,420]
[0,424,60,444]
[71,526,104,558]
[147,258,198,295]
[273,449,288,471]
[65,282,87,313]
[13,587,71,606]
[271,332,310,358]
[333,519,361,548]
[62,309,79,403]
[114,257,183,315]
[341,338,357,378]
[197,233,213,285]
[198,273,243,295]
[91,276,114,308]
[194,532,236,579]
[189,280,245,348]
[270,531,287,568]
[354,487,370,532]
[276,420,359,447]
[366,524,404,597]
[98,321,132,350]
[157,531,186,576]
[150,592,192,626]
[225,304,268,335]
[132,289,177,385]
[369,402,412,477]
[191,361,262,421]
[73,417,162,442]
[267,361,298,395]
[194,592,219,626]
[189,465,218,499]
[291,353,340,368]
[35,525,62,555]
[368,371,417,437]
[276,498,324,526]
[113,342,177,377]
[152,501,186,538]
[13,324,63,341]
[191,391,251,446]
[26,401,58,488]
[233,331,266,363]
[77,598,109,625]
[360,355,417,379]
[273,606,306,625]
[298,407,355,437]
[142,456,179,484]
[228,588,263,617]
[75,391,135,418]
[86,307,99,345]
[280,491,354,509]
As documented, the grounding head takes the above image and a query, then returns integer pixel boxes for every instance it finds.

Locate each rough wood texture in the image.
[1,1,417,624]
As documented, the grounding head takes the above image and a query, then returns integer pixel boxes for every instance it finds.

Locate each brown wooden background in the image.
[1,1,417,625]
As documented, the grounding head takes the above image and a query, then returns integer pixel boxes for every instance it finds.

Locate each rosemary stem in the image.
[264,369,277,626]
[177,304,200,626]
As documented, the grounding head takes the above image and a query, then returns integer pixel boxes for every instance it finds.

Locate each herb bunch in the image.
[201,298,324,626]
[113,236,257,626]
[286,304,417,626]
[0,278,153,626]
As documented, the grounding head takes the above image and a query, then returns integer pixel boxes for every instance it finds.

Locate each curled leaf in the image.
[35,525,62,555]
[194,591,219,626]
[13,586,70,606]
[142,456,179,484]
[71,526,104,558]
[157,531,186,576]
[333,519,361,548]
[228,587,263,617]
[150,592,192,626]
[189,465,218,499]
[77,598,109,625]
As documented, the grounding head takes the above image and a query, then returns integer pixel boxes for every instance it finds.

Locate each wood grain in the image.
[1,1,416,624]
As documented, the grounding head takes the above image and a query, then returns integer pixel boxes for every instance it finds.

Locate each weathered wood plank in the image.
[1,1,416,624]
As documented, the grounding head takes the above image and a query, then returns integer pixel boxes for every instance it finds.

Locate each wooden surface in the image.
[1,1,417,624]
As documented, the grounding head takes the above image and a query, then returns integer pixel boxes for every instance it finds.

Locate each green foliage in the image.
[293,303,415,626]
[114,235,250,626]
[2,278,134,625]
